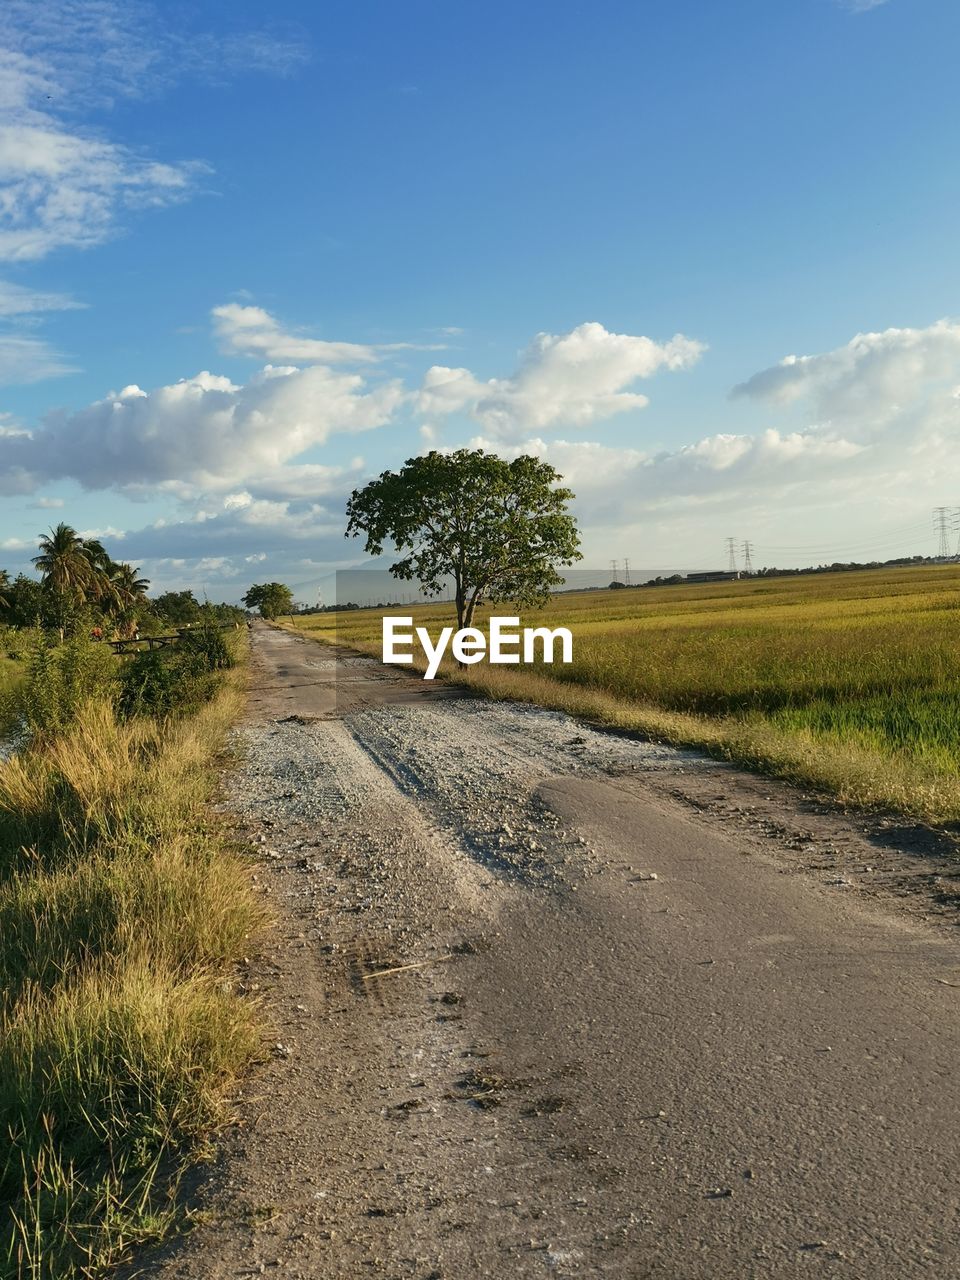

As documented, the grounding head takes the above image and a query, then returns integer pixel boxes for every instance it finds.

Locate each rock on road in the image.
[141,623,960,1280]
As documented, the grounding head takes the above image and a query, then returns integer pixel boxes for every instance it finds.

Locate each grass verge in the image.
[0,651,265,1278]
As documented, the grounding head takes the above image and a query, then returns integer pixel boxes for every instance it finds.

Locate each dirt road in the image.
[143,624,960,1279]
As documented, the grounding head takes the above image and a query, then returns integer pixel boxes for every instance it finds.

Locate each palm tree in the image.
[33,524,94,600]
[107,563,150,622]
[80,537,120,610]
[104,563,149,639]
[32,524,95,638]
[109,563,150,611]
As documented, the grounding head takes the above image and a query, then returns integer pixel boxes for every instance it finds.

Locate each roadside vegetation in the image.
[287,564,960,825]
[0,531,263,1277]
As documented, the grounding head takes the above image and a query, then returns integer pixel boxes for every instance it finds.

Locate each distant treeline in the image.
[0,523,245,641]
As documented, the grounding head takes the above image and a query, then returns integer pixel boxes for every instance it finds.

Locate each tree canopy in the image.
[345,449,582,629]
[242,582,294,619]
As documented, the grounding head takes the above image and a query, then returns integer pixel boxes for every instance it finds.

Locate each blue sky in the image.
[0,0,958,600]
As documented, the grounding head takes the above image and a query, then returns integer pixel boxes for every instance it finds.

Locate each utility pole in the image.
[725,537,738,574]
[623,557,631,586]
[741,540,754,574]
[933,507,953,559]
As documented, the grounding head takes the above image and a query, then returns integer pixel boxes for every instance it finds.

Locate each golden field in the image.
[286,565,960,825]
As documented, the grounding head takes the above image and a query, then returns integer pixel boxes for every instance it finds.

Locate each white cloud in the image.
[0,94,206,262]
[449,319,960,537]
[28,495,63,508]
[213,304,382,366]
[0,363,405,495]
[465,427,864,526]
[6,315,957,589]
[417,321,705,437]
[0,332,78,383]
[0,278,83,316]
[212,302,447,366]
[731,320,960,427]
[0,4,308,264]
[0,2,308,107]
[0,279,85,382]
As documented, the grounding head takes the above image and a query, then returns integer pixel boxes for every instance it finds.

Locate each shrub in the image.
[116,627,235,721]
[14,632,116,738]
[178,623,236,673]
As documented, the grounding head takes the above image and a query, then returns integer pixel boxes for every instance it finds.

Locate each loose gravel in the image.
[228,697,714,890]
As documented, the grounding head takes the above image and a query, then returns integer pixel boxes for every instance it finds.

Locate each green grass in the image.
[285,564,960,825]
[0,657,20,697]
[0,655,24,738]
[0,642,265,1278]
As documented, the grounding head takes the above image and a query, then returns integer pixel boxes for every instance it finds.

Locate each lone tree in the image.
[243,582,294,619]
[345,449,582,629]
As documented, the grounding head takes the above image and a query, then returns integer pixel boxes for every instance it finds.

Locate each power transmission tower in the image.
[623,557,631,586]
[933,507,953,559]
[741,540,754,574]
[725,537,738,573]
[610,559,619,583]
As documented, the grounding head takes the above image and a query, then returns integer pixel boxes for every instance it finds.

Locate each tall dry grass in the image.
[0,660,265,1278]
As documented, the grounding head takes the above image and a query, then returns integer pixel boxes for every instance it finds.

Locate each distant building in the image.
[684,570,741,583]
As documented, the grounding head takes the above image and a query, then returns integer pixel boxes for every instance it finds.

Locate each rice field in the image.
[286,564,960,824]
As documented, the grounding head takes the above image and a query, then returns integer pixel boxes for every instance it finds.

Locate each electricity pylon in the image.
[933,507,953,559]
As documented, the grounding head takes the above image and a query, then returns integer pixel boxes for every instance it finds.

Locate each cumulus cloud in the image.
[0,364,405,495]
[464,426,865,527]
[123,493,355,593]
[8,314,958,589]
[417,322,705,437]
[213,302,447,366]
[731,320,960,428]
[417,317,959,550]
[213,304,383,366]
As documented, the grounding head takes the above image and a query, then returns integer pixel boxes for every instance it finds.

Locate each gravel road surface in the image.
[138,624,960,1280]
